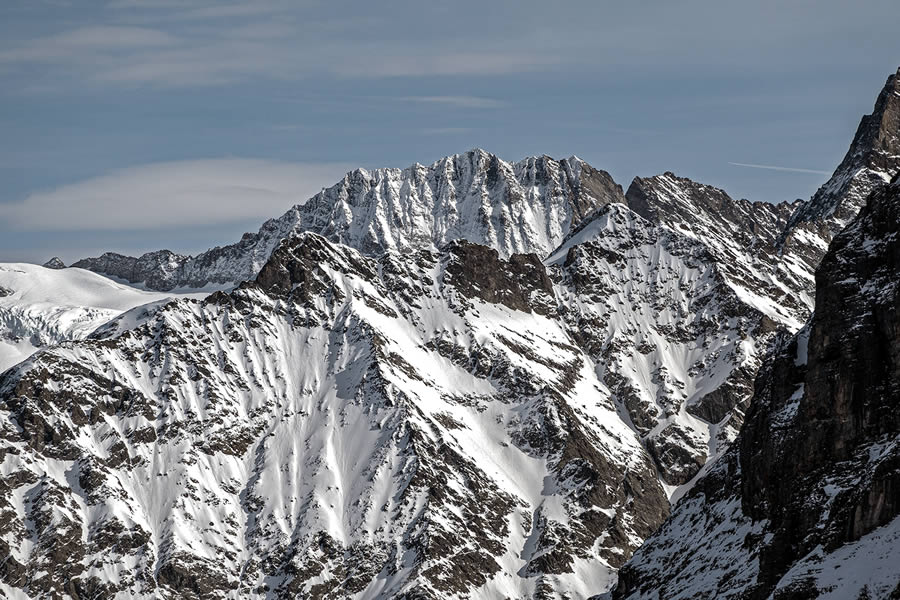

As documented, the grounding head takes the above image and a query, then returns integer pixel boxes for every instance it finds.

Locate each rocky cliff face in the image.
[72,249,191,291]
[73,150,623,291]
[547,203,782,488]
[614,177,900,600]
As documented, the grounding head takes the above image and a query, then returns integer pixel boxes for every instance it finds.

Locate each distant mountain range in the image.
[0,68,898,599]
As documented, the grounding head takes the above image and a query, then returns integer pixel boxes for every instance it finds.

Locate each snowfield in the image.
[0,263,207,372]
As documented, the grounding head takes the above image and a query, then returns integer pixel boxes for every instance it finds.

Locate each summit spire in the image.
[782,67,900,240]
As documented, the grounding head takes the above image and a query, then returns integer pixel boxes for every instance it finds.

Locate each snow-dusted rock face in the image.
[73,150,624,291]
[296,151,621,259]
[0,232,669,599]
[624,173,809,326]
[546,203,783,489]
[0,264,193,373]
[613,178,900,600]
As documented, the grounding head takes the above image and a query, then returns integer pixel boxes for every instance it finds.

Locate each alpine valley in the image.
[1,69,899,600]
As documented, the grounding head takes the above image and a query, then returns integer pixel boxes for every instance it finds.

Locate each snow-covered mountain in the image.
[1,190,798,597]
[613,175,900,600]
[2,68,899,599]
[0,264,198,372]
[0,189,808,597]
[0,232,670,599]
[72,152,624,291]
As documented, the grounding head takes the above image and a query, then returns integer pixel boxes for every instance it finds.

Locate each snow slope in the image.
[0,263,202,372]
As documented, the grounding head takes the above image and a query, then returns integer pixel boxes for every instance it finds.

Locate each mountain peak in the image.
[835,67,900,173]
[295,150,618,260]
[783,67,900,235]
[465,146,493,158]
[622,171,812,323]
[71,150,626,290]
[624,171,760,226]
[41,257,66,270]
[771,67,900,302]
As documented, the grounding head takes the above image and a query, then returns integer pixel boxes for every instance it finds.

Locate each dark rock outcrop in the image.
[72,250,187,291]
[443,240,555,315]
[741,177,900,595]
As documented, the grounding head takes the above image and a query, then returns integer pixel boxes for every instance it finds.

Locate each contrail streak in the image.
[728,162,830,175]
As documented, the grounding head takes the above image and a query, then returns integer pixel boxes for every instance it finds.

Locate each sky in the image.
[1,1,899,263]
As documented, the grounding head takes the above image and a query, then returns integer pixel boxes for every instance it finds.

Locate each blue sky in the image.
[2,0,899,263]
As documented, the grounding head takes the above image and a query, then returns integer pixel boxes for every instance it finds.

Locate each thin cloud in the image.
[0,26,176,63]
[107,0,295,21]
[4,1,897,92]
[0,159,352,232]
[268,124,309,132]
[400,96,506,109]
[342,51,556,78]
[420,127,473,135]
[728,162,831,175]
[1,5,563,89]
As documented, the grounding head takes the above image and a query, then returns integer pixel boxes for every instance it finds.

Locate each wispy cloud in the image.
[0,26,176,62]
[0,159,352,231]
[400,96,506,109]
[341,51,555,78]
[420,127,473,135]
[0,3,562,89]
[268,124,309,132]
[728,162,831,175]
[107,0,296,21]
